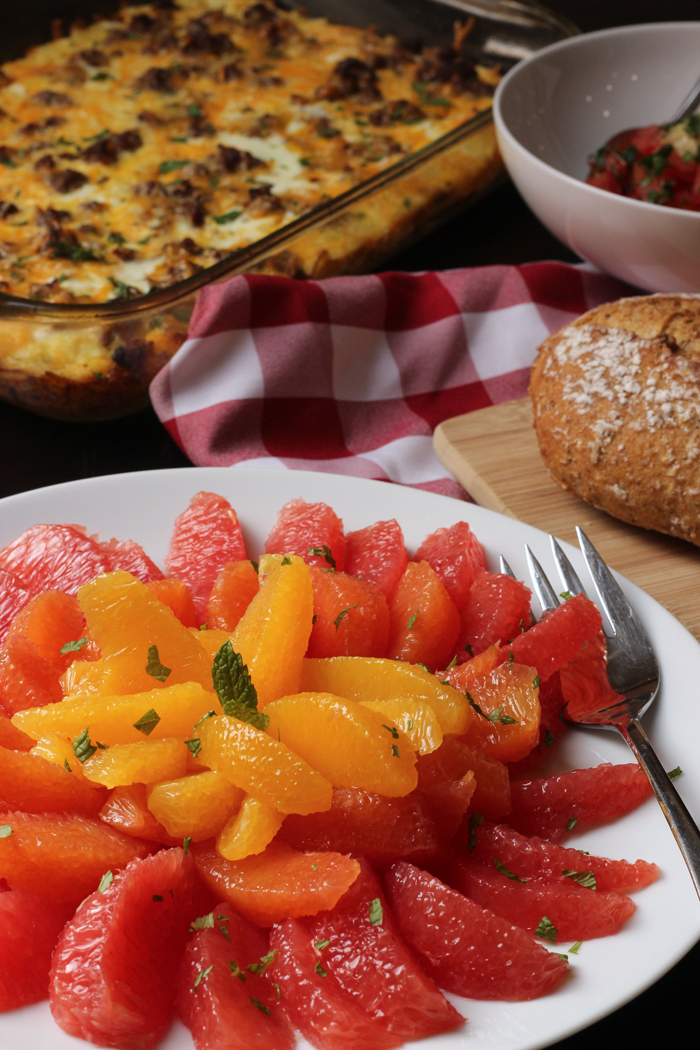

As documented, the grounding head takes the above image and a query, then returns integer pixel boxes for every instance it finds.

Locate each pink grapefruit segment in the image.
[0,891,74,1012]
[344,520,408,602]
[264,499,346,572]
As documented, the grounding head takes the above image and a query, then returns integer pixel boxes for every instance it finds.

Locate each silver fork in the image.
[502,529,700,901]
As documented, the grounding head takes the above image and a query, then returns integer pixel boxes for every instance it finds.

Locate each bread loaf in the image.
[529,294,700,546]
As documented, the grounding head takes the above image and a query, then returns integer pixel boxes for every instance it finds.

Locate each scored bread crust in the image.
[529,294,700,546]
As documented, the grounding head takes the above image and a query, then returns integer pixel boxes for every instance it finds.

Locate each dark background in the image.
[1,4,698,1045]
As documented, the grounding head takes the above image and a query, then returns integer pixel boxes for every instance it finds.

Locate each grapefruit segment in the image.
[102,538,163,583]
[414,521,487,609]
[0,891,74,1012]
[0,568,31,647]
[497,594,602,681]
[307,568,390,659]
[0,713,35,752]
[0,524,110,597]
[264,499,346,572]
[457,572,532,659]
[416,735,511,821]
[384,861,569,1000]
[344,519,408,601]
[0,745,106,816]
[100,784,181,846]
[387,561,460,671]
[207,561,260,632]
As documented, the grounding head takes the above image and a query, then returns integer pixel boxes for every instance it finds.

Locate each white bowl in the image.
[493,23,700,292]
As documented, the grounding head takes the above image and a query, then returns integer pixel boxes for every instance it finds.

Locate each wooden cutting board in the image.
[433,397,700,643]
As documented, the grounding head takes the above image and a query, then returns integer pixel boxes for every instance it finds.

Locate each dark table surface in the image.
[1,2,698,1046]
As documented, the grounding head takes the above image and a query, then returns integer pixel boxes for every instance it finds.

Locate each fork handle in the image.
[621,717,700,900]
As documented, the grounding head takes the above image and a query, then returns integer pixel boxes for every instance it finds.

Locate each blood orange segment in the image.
[265,693,417,797]
[176,904,295,1050]
[301,657,471,737]
[0,745,106,816]
[198,714,333,816]
[265,499,346,572]
[497,594,603,681]
[147,771,244,842]
[384,861,569,1001]
[232,556,314,708]
[216,794,285,861]
[344,520,408,602]
[207,560,260,632]
[457,572,532,659]
[82,738,189,788]
[269,916,401,1050]
[466,820,659,893]
[101,538,164,583]
[0,891,74,1012]
[507,763,654,842]
[387,561,460,671]
[309,857,463,1041]
[193,841,360,927]
[0,524,111,597]
[100,784,182,846]
[307,568,390,659]
[166,491,248,622]
[49,848,197,1050]
[0,569,31,647]
[463,662,541,763]
[414,521,487,609]
[70,570,214,696]
[280,787,439,865]
[0,811,150,905]
[416,735,512,821]
[146,578,199,628]
[447,858,636,940]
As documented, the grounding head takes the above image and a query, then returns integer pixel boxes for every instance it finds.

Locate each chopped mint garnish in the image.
[281,555,292,566]
[133,708,161,736]
[214,209,243,225]
[334,603,358,630]
[64,758,72,772]
[98,870,114,893]
[539,728,556,750]
[532,675,541,689]
[247,950,277,976]
[146,644,171,682]
[183,836,192,854]
[185,738,202,757]
[560,590,573,600]
[495,859,528,882]
[369,898,383,926]
[229,961,246,981]
[406,719,414,731]
[194,710,216,731]
[407,609,419,629]
[464,644,473,656]
[416,663,432,674]
[562,869,597,890]
[190,913,215,931]
[60,636,88,655]
[569,941,582,954]
[72,726,97,764]
[668,765,683,780]
[467,812,484,852]
[250,997,271,1015]
[274,981,282,999]
[566,816,579,832]
[382,724,399,739]
[307,545,336,569]
[314,960,328,977]
[391,744,400,758]
[194,965,213,989]
[251,560,259,573]
[160,159,189,174]
[212,641,269,731]
[534,916,558,943]
[314,939,330,951]
[508,651,514,664]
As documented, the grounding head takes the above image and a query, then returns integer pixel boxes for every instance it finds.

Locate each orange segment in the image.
[0,713,35,751]
[31,732,89,778]
[232,556,313,707]
[190,628,233,658]
[387,561,460,670]
[192,840,360,926]
[147,771,244,842]
[66,570,213,696]
[14,682,220,746]
[216,795,284,861]
[360,699,443,755]
[82,738,189,788]
[463,662,541,763]
[207,561,260,632]
[99,784,181,846]
[145,578,198,629]
[306,568,389,658]
[0,744,105,816]
[300,657,471,737]
[198,714,332,816]
[265,693,417,797]
[0,811,150,905]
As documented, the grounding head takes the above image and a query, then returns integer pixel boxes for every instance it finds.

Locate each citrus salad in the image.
[0,492,657,1050]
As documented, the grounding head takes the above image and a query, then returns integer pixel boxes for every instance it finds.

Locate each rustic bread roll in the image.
[529,294,700,546]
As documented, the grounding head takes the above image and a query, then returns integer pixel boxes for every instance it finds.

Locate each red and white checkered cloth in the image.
[150,262,634,501]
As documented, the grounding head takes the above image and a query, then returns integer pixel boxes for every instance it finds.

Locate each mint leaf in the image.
[569,940,582,954]
[314,939,330,951]
[307,545,336,569]
[98,870,114,893]
[64,758,72,772]
[72,726,97,763]
[190,913,215,931]
[334,603,358,630]
[183,836,192,854]
[668,765,683,780]
[247,950,277,976]
[250,997,271,1016]
[281,555,292,566]
[539,728,556,751]
[133,708,160,736]
[160,159,189,174]
[407,609,419,629]
[146,644,171,683]
[566,816,579,832]
[314,960,328,977]
[185,738,201,757]
[194,965,213,989]
[495,859,528,883]
[193,710,215,731]
[532,675,541,689]
[369,898,383,926]
[382,724,399,739]
[229,961,246,981]
[391,744,400,758]
[61,636,88,655]
[0,825,12,839]
[212,641,269,731]
[534,916,558,943]
[214,209,242,225]
[464,643,473,656]
[562,869,597,890]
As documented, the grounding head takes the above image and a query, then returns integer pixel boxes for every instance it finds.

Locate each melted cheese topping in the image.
[0,0,496,303]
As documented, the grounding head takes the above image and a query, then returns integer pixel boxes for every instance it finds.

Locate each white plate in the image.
[1,467,698,1050]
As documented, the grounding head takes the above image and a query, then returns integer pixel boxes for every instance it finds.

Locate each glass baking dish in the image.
[0,0,576,421]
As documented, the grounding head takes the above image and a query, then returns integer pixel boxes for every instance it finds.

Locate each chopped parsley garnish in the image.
[183,836,192,854]
[412,82,451,107]
[532,675,541,689]
[133,708,161,735]
[382,724,399,739]
[190,912,215,931]
[467,812,484,852]
[60,636,88,655]
[314,939,330,951]
[214,209,243,225]
[569,941,582,954]
[159,159,190,174]
[229,961,246,981]
[72,726,98,763]
[194,710,216,731]
[212,640,269,731]
[250,997,271,1016]
[391,744,400,758]
[247,950,277,976]
[668,765,683,780]
[534,916,558,943]
[494,859,528,882]
[566,816,579,832]
[51,242,101,262]
[407,609,419,629]
[314,960,328,977]
[562,869,597,890]
[0,825,12,839]
[108,277,138,300]
[334,603,358,630]
[185,738,202,757]
[98,870,114,893]
[369,898,383,926]
[145,644,171,682]
[194,965,213,989]
[108,231,126,245]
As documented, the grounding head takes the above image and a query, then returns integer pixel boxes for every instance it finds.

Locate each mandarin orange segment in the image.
[387,561,460,670]
[99,784,181,846]
[192,840,360,926]
[14,682,220,746]
[71,570,214,696]
[0,712,33,751]
[147,771,244,842]
[190,627,233,658]
[0,811,150,905]
[145,578,198,629]
[360,699,443,755]
[31,732,89,778]
[300,657,471,737]
[265,692,417,797]
[232,556,314,708]
[0,744,106,816]
[216,794,284,861]
[198,714,332,816]
[207,561,260,632]
[82,738,189,788]
[463,663,541,763]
